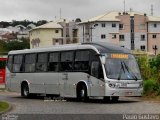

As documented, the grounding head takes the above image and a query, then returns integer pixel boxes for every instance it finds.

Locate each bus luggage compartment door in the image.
[59,72,69,97]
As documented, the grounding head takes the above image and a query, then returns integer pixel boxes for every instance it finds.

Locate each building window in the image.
[101,34,106,39]
[112,23,116,28]
[112,34,116,39]
[153,34,157,39]
[153,24,157,28]
[119,24,123,30]
[119,35,125,41]
[141,35,145,41]
[140,45,145,51]
[101,23,105,27]
[121,46,125,48]
[55,30,59,33]
[139,24,145,30]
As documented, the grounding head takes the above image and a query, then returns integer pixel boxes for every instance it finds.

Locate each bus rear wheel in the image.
[77,85,88,102]
[111,96,119,102]
[21,83,30,97]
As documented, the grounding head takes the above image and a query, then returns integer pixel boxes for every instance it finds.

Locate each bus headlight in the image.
[108,83,116,88]
[139,82,143,88]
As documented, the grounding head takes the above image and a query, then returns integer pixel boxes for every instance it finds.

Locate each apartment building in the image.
[79,11,160,54]
[29,19,79,48]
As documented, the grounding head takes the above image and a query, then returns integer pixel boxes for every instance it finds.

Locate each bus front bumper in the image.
[105,87,143,97]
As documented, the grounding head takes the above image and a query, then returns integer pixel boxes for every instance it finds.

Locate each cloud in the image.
[0,0,159,22]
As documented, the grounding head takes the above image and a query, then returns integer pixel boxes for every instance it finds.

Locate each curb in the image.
[0,101,12,115]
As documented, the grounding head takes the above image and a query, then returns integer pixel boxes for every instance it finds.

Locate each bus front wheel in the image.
[21,83,30,97]
[77,84,88,102]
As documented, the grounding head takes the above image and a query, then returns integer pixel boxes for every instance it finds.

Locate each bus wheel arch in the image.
[21,81,30,97]
[76,82,88,102]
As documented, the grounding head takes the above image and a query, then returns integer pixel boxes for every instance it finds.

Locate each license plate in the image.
[120,83,127,87]
[127,84,139,87]
[125,92,132,95]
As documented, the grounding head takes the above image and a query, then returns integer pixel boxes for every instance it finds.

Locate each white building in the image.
[79,11,160,55]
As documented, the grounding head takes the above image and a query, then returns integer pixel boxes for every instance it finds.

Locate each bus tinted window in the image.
[90,50,103,79]
[13,55,23,72]
[49,52,59,62]
[60,51,74,71]
[48,52,59,72]
[25,54,36,72]
[25,54,36,63]
[61,51,73,62]
[7,56,13,71]
[75,51,89,61]
[74,51,89,71]
[36,53,48,72]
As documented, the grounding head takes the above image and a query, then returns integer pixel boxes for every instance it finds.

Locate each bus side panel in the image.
[6,72,21,93]
[59,72,91,98]
[5,68,12,90]
[44,73,59,95]
[90,76,105,97]
[29,73,45,94]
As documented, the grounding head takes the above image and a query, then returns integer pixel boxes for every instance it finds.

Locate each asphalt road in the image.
[0,91,160,120]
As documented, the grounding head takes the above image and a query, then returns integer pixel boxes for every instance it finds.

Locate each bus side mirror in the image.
[101,56,106,65]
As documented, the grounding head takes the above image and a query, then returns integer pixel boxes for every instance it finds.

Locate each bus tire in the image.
[111,96,119,102]
[77,84,88,102]
[21,83,30,97]
[103,96,110,102]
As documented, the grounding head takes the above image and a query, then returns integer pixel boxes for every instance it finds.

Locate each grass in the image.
[0,88,5,91]
[0,101,10,113]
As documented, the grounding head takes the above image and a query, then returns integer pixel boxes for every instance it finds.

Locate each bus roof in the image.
[8,42,131,55]
[83,42,131,54]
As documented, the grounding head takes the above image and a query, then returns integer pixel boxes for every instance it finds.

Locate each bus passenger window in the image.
[74,51,89,72]
[48,52,59,72]
[60,51,74,71]
[13,55,23,73]
[36,53,48,72]
[24,54,36,72]
[7,55,13,72]
[91,61,99,78]
[91,61,104,79]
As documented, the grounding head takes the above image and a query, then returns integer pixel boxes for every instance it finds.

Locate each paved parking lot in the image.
[0,91,160,115]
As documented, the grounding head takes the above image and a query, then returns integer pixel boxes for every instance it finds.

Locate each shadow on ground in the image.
[12,95,141,104]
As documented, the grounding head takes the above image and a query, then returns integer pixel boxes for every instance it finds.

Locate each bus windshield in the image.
[105,55,141,80]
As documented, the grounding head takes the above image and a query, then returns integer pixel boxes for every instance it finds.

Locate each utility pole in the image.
[60,8,62,19]
[153,45,158,55]
[124,0,126,12]
[151,4,153,16]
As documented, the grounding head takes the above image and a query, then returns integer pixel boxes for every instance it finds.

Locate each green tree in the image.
[0,40,8,54]
[6,39,30,51]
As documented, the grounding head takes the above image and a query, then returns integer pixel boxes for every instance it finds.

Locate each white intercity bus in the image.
[6,42,143,101]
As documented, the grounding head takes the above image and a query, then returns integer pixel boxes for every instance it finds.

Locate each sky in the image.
[0,0,160,22]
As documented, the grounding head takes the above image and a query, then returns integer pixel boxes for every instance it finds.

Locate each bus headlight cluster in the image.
[139,82,143,88]
[108,83,116,88]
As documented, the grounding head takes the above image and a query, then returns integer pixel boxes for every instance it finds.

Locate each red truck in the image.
[0,58,7,84]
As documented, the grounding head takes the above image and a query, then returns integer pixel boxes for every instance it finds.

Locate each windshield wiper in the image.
[117,62,125,80]
[122,61,138,81]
